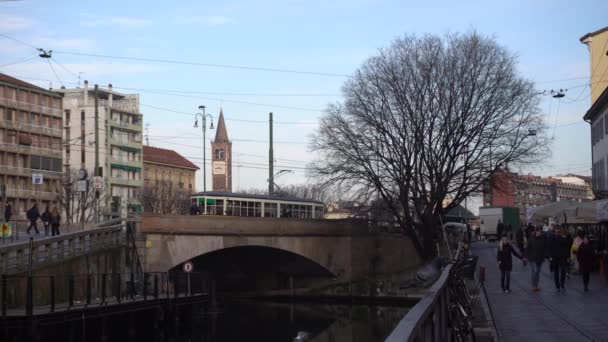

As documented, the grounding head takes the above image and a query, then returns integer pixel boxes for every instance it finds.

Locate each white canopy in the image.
[527,200,596,225]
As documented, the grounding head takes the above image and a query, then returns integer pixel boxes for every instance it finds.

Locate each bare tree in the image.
[140,181,190,215]
[56,169,108,224]
[310,32,549,260]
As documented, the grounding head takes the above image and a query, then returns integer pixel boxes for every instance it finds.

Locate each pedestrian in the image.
[576,236,596,292]
[475,226,481,241]
[571,229,584,274]
[26,203,40,235]
[497,236,525,293]
[4,203,11,222]
[496,220,504,239]
[516,227,525,253]
[190,203,200,215]
[41,205,51,236]
[506,223,513,240]
[50,207,61,236]
[527,227,546,292]
[548,227,572,292]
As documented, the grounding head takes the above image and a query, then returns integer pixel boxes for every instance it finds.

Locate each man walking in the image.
[549,227,572,292]
[527,227,546,292]
[496,220,504,239]
[4,203,11,222]
[26,203,40,235]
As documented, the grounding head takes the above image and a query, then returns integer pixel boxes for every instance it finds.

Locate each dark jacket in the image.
[548,235,571,260]
[497,243,522,271]
[497,222,505,237]
[50,213,61,226]
[526,234,546,263]
[4,205,11,221]
[26,206,40,222]
[41,210,51,223]
[577,243,595,273]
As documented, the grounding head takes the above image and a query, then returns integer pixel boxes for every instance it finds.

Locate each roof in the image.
[0,73,52,93]
[583,85,608,121]
[214,108,229,143]
[143,145,199,170]
[192,191,324,205]
[564,174,592,182]
[446,205,476,219]
[580,26,608,42]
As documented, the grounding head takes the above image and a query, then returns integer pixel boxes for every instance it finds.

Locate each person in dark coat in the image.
[516,228,525,253]
[526,228,546,292]
[4,203,11,222]
[50,207,61,236]
[497,236,524,292]
[190,203,201,215]
[40,205,51,236]
[576,237,595,292]
[26,203,40,234]
[496,220,504,239]
[548,227,572,292]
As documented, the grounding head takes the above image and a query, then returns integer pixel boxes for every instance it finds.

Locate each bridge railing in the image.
[385,244,464,342]
[1,271,209,317]
[0,224,123,274]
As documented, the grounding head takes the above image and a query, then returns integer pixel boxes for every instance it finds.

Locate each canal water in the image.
[3,299,411,341]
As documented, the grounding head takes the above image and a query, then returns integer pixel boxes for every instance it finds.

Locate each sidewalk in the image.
[472,241,608,342]
[1,221,99,247]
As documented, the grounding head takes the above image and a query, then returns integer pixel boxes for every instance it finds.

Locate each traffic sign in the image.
[77,180,88,192]
[32,173,43,185]
[182,261,194,273]
[92,176,103,189]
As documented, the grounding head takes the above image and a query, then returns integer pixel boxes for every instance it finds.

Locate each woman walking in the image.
[577,237,595,292]
[50,207,61,236]
[497,236,525,293]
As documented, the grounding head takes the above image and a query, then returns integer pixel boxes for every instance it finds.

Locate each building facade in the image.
[211,109,232,192]
[484,170,590,221]
[143,145,198,190]
[57,82,144,213]
[0,74,64,218]
[582,27,608,199]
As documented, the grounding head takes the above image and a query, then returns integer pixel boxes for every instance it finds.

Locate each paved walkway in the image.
[473,241,608,342]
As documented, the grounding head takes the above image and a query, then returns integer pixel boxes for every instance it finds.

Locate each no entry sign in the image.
[183,261,194,273]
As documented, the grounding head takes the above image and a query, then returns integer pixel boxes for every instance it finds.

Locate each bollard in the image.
[479,265,486,283]
[50,276,55,313]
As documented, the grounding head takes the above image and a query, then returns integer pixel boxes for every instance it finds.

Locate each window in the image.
[80,110,85,129]
[215,149,224,160]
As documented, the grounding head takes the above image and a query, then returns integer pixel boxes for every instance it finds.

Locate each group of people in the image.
[496,224,597,293]
[3,203,62,237]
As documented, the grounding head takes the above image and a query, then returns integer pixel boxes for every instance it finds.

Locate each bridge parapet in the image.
[141,214,369,236]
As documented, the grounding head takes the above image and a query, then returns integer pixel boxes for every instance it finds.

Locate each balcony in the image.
[0,143,62,159]
[110,177,144,187]
[108,119,142,132]
[5,188,59,201]
[110,158,142,170]
[0,164,63,179]
[99,99,139,113]
[0,120,63,137]
[0,97,62,117]
[108,136,142,150]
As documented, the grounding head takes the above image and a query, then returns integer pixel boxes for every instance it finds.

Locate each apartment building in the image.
[57,82,143,213]
[0,73,63,218]
[143,145,198,191]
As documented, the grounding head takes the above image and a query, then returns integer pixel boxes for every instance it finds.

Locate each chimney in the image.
[84,80,89,106]
[108,83,113,107]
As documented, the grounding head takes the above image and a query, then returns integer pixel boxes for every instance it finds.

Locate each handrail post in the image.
[153,274,158,300]
[143,272,148,301]
[50,276,55,313]
[68,274,74,308]
[101,273,107,304]
[130,272,135,300]
[26,275,33,316]
[116,273,122,303]
[1,274,7,318]
[173,274,178,299]
[86,274,92,305]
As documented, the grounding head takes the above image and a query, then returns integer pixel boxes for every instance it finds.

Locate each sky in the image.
[0,0,606,197]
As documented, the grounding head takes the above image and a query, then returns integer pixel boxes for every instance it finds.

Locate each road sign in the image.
[77,180,88,192]
[92,176,103,189]
[32,173,43,185]
[183,261,194,273]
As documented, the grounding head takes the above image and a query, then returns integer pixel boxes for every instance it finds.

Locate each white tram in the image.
[191,192,325,219]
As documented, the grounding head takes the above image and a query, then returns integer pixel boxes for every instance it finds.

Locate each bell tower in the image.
[211,108,232,192]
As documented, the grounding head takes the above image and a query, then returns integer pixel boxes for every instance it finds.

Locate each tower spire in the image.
[214,107,229,143]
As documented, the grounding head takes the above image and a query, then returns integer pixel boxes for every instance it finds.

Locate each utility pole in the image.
[269,112,274,195]
[94,84,99,223]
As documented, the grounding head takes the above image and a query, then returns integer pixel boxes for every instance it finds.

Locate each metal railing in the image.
[0,164,63,179]
[0,120,63,137]
[0,143,62,159]
[0,271,209,317]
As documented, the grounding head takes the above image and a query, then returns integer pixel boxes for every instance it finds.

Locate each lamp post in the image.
[194,106,214,192]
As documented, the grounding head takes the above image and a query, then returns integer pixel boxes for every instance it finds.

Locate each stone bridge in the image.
[141,214,420,291]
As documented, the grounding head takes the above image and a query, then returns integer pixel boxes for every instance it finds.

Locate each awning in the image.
[117,146,141,153]
[111,163,141,172]
[527,200,596,225]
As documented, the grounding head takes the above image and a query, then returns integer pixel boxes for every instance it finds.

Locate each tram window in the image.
[265,202,277,217]
[255,202,262,217]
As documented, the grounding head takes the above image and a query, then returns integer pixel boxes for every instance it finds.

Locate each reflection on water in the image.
[1,299,410,342]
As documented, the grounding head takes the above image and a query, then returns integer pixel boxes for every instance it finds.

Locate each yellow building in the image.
[580,26,608,103]
[143,145,198,191]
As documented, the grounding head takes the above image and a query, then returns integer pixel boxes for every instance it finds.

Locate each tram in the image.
[191,191,325,219]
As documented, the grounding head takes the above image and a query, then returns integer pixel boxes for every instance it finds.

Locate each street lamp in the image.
[194,105,214,192]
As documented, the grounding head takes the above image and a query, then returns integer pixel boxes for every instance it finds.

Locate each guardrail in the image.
[0,225,123,274]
